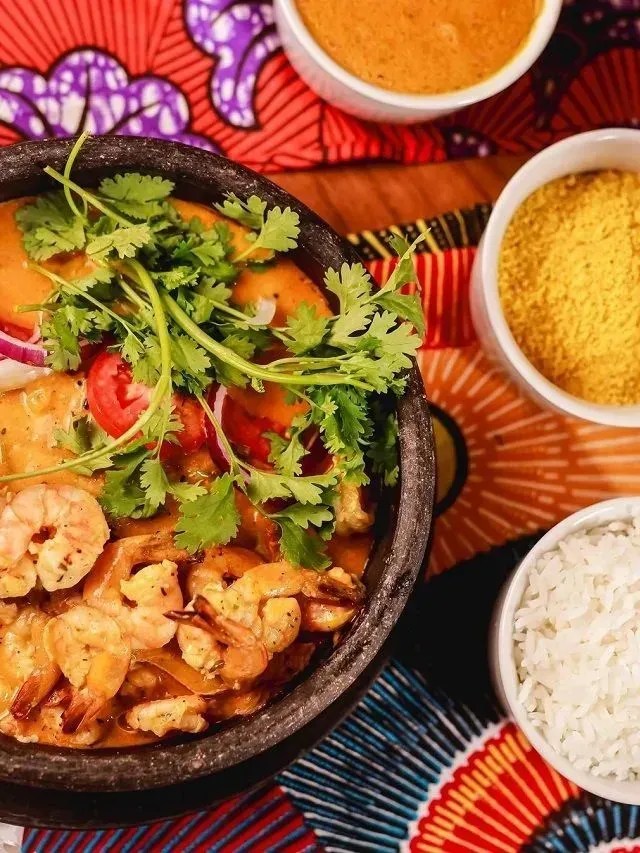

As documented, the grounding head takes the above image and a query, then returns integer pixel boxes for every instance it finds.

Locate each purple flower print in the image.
[0,49,215,149]
[185,0,281,128]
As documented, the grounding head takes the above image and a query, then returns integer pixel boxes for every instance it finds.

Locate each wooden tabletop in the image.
[273,153,531,234]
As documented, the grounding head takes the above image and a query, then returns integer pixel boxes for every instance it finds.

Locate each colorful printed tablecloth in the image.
[20,207,640,851]
[0,0,638,172]
[5,0,640,849]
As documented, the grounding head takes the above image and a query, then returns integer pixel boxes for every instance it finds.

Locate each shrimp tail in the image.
[11,664,61,719]
[62,690,103,734]
[311,575,366,604]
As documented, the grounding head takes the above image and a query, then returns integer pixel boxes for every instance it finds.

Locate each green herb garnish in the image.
[7,133,424,568]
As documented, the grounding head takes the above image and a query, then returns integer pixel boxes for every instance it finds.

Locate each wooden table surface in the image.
[273,153,531,234]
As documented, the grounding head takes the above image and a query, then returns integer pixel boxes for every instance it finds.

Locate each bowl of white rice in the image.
[491,497,640,804]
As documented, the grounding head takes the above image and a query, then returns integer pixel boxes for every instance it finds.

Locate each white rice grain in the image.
[514,516,640,780]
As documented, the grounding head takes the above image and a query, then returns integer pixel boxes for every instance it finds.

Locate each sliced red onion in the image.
[0,330,46,366]
[0,358,50,392]
[250,297,276,326]
[26,315,42,345]
[210,384,234,471]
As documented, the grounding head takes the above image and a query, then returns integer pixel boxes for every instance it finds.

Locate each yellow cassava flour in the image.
[498,170,640,406]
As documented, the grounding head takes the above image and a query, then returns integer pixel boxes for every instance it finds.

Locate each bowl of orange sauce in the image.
[274,0,562,123]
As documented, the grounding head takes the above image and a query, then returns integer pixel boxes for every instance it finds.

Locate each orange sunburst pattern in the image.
[422,343,640,576]
[410,723,579,853]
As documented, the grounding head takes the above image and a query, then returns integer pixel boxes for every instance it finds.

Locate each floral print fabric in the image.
[0,0,636,171]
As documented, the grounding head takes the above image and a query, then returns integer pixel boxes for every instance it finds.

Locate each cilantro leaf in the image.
[325,262,372,313]
[139,457,172,515]
[170,333,211,393]
[367,408,399,487]
[54,417,113,475]
[219,194,300,261]
[249,206,300,255]
[277,303,329,355]
[275,519,331,570]
[99,173,174,220]
[216,194,266,231]
[87,223,152,260]
[99,448,151,519]
[268,433,306,478]
[152,266,199,291]
[247,469,337,506]
[174,474,240,552]
[378,234,423,295]
[374,291,425,337]
[16,193,86,260]
[325,263,375,346]
[42,311,83,371]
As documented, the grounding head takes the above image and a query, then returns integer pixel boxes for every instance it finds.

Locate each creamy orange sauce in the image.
[296,0,539,95]
[0,374,99,494]
[0,196,372,749]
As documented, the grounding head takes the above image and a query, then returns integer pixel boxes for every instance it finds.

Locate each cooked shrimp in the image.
[173,596,269,688]
[172,561,362,687]
[0,706,105,747]
[84,535,184,649]
[0,608,61,717]
[0,602,17,627]
[300,601,357,632]
[261,598,301,654]
[124,695,208,738]
[334,481,374,536]
[42,605,130,732]
[0,485,109,597]
[118,560,183,649]
[175,550,260,681]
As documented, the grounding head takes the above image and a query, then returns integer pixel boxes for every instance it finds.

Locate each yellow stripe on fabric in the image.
[437,214,456,250]
[453,208,470,247]
[360,229,392,258]
[416,218,441,253]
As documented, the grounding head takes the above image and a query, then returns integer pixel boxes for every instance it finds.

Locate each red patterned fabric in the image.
[0,1,636,172]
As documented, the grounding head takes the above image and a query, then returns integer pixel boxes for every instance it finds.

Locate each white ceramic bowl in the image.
[491,497,640,805]
[273,0,562,123]
[470,128,640,428]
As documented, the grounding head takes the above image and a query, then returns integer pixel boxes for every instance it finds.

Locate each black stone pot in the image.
[0,137,435,828]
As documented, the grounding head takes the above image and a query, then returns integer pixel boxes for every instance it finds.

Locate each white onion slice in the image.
[250,297,276,326]
[211,384,234,471]
[0,358,50,392]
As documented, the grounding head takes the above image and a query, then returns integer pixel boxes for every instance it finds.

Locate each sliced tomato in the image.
[87,351,206,453]
[87,351,151,438]
[171,395,207,455]
[0,319,34,342]
[206,385,285,471]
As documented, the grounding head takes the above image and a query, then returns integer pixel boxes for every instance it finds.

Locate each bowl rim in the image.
[495,496,640,804]
[0,135,435,793]
[274,0,562,111]
[476,127,640,427]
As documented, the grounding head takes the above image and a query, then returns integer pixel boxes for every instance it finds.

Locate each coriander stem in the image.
[117,277,149,313]
[0,263,172,485]
[28,264,141,339]
[63,132,90,221]
[163,293,372,391]
[43,166,133,228]
[207,299,265,326]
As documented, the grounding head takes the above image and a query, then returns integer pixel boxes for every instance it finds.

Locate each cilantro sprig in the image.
[6,133,425,568]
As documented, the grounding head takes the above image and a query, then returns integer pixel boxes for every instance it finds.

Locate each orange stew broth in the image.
[0,198,372,747]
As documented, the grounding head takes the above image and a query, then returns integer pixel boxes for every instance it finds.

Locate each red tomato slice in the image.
[206,385,285,471]
[171,396,207,455]
[0,319,34,342]
[87,351,206,453]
